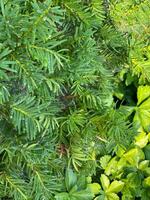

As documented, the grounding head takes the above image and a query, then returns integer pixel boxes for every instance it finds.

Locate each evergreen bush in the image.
[0,0,149,199]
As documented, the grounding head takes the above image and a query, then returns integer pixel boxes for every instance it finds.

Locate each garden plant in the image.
[0,0,150,199]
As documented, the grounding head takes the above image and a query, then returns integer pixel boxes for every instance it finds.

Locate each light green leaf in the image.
[117,157,127,171]
[134,97,150,132]
[123,147,145,166]
[135,131,149,148]
[140,98,150,110]
[107,180,124,193]
[107,193,119,200]
[137,86,150,106]
[105,157,118,176]
[115,146,125,157]
[88,183,101,195]
[139,160,149,170]
[100,174,110,191]
[143,177,150,187]
[144,167,150,176]
[148,132,150,141]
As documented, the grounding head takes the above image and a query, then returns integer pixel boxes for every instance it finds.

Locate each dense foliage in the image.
[0,0,150,199]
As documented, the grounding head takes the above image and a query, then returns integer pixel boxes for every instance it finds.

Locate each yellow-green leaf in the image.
[105,157,118,176]
[115,146,125,157]
[107,180,124,193]
[137,86,150,106]
[143,176,150,187]
[100,174,110,190]
[117,157,127,171]
[107,193,119,200]
[123,147,145,167]
[139,160,149,170]
[135,131,148,148]
[148,132,150,141]
[88,183,101,195]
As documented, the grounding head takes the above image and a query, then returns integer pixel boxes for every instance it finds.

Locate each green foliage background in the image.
[0,0,149,199]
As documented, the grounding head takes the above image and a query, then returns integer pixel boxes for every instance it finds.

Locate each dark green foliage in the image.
[0,0,150,199]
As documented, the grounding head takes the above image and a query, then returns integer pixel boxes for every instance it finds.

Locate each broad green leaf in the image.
[115,146,125,157]
[123,148,145,167]
[137,86,150,106]
[148,132,150,141]
[107,193,119,200]
[100,174,110,191]
[134,92,150,132]
[139,160,149,170]
[135,131,148,148]
[137,126,144,132]
[126,172,141,188]
[55,192,70,200]
[65,169,77,191]
[70,189,94,200]
[140,97,150,110]
[144,167,150,176]
[107,180,124,193]
[143,177,150,187]
[134,107,150,133]
[117,157,127,171]
[105,157,118,176]
[88,183,101,195]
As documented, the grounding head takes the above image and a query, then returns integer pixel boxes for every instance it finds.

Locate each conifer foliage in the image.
[0,0,150,199]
